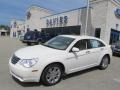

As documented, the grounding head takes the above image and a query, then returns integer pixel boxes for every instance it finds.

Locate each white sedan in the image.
[9,35,112,86]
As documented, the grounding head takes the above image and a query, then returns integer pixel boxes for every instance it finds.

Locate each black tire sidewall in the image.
[100,56,109,70]
[41,64,62,86]
[27,42,31,45]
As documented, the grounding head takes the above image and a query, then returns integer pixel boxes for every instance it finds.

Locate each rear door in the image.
[87,39,106,65]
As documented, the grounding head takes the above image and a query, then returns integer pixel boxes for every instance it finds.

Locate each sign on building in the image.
[46,16,68,27]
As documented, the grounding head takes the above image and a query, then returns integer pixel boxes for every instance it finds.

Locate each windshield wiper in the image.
[42,44,65,50]
[42,44,57,49]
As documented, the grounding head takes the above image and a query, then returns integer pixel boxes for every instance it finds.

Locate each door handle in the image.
[100,48,104,51]
[86,51,91,54]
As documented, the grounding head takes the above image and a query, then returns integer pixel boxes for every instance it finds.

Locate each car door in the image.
[66,39,93,73]
[88,39,106,65]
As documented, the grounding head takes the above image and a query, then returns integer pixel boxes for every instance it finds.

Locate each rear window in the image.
[88,39,105,49]
[25,31,35,36]
[25,31,40,36]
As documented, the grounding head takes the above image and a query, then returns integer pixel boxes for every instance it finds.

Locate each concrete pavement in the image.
[0,37,120,90]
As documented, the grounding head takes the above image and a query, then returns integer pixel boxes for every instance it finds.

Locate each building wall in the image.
[39,8,95,36]
[40,9,82,29]
[10,19,25,38]
[23,0,120,44]
[25,6,97,36]
[26,6,53,31]
[38,7,95,36]
[80,8,93,36]
[90,0,120,44]
[105,0,120,43]
[90,0,108,40]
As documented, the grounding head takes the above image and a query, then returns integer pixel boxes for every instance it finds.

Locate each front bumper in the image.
[22,40,38,43]
[9,61,40,82]
[113,48,120,54]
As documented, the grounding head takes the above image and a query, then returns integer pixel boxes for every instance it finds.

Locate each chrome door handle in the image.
[100,48,104,51]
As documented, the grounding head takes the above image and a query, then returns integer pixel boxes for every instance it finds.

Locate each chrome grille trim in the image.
[11,55,20,64]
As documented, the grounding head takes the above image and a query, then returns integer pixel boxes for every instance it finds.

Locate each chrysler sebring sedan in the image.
[9,35,112,86]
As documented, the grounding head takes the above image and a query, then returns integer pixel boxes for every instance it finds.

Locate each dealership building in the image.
[10,19,25,38]
[11,0,120,44]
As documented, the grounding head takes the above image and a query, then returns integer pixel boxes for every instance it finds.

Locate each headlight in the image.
[19,58,39,68]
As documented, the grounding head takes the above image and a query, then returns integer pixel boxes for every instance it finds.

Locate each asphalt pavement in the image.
[0,36,120,90]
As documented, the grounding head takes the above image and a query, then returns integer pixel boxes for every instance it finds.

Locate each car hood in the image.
[15,45,65,60]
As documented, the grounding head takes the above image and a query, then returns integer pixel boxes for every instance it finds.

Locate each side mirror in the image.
[72,47,79,52]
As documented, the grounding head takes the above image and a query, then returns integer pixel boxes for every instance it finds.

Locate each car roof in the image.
[59,35,107,44]
[60,35,98,39]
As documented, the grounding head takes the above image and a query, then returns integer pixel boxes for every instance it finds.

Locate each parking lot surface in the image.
[0,37,120,90]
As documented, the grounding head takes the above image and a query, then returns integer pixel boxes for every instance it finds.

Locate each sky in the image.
[0,0,87,25]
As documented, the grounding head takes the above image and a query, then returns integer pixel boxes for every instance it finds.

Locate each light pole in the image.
[84,0,90,35]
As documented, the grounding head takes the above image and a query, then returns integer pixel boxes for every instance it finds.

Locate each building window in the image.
[95,28,101,38]
[14,22,17,28]
[116,24,119,30]
[27,11,31,20]
[27,28,30,32]
[110,29,120,44]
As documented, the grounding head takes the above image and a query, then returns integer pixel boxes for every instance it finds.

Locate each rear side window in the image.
[89,39,105,49]
[73,39,87,50]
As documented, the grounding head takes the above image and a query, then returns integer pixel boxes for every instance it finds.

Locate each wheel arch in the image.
[45,62,65,73]
[103,54,111,64]
[40,62,66,81]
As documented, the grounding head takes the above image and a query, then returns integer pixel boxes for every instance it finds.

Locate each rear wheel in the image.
[99,56,109,70]
[41,64,62,86]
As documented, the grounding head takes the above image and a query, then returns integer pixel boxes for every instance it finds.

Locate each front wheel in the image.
[27,42,31,45]
[99,56,109,70]
[41,64,62,86]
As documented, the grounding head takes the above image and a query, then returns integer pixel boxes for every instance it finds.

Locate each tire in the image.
[27,42,31,45]
[35,42,39,45]
[22,41,25,43]
[99,56,109,70]
[41,64,62,86]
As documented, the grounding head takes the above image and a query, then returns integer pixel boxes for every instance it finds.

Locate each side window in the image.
[73,39,87,50]
[89,39,105,48]
[98,41,105,47]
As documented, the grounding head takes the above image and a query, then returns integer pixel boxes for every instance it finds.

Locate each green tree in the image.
[0,25,10,30]
[0,25,10,35]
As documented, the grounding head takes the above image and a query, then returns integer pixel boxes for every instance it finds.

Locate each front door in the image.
[66,39,94,73]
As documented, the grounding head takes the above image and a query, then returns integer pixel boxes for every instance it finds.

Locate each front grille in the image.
[11,55,20,64]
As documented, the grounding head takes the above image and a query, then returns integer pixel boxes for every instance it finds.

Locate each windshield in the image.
[25,31,35,36]
[24,31,40,38]
[43,36,75,50]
